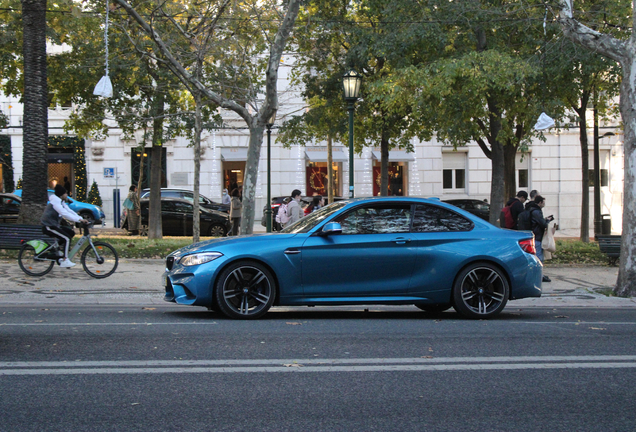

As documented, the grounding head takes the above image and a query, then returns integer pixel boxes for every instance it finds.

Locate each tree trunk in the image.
[17,0,49,224]
[558,1,635,295]
[240,124,265,235]
[380,134,389,196]
[614,60,636,295]
[327,135,334,204]
[192,96,202,243]
[147,93,165,240]
[503,143,517,202]
[489,141,506,225]
[578,113,590,242]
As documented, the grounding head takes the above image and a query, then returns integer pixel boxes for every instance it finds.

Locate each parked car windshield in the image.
[281,202,347,234]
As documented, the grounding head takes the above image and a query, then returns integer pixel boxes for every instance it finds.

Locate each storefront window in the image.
[306,162,341,197]
[373,162,406,196]
[224,161,245,196]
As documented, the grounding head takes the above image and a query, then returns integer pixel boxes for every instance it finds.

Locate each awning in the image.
[305,149,349,162]
[221,147,248,161]
[371,150,415,162]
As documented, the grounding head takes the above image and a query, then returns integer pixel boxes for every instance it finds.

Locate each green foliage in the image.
[87,180,102,207]
[0,135,14,192]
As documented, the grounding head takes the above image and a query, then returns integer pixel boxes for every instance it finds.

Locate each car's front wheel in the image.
[79,211,95,225]
[214,261,276,319]
[452,262,509,319]
[208,223,227,237]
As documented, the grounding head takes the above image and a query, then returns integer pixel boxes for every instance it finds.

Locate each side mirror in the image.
[320,222,342,236]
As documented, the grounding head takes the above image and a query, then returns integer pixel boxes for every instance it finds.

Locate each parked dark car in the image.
[125,197,231,237]
[0,193,21,223]
[141,188,230,214]
[443,199,490,221]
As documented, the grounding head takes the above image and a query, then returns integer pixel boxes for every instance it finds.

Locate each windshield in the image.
[281,201,347,234]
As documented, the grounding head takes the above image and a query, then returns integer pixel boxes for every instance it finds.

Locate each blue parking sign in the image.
[104,168,115,178]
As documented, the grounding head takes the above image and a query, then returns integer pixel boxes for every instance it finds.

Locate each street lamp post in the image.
[342,70,362,199]
[265,109,277,233]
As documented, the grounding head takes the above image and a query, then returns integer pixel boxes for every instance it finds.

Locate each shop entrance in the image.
[223,161,245,195]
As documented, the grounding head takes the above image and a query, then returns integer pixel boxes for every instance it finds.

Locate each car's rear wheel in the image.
[414,303,452,313]
[452,262,509,319]
[208,224,227,237]
[214,261,276,319]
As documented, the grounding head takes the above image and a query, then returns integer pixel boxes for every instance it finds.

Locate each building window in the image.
[588,169,609,187]
[442,152,466,191]
[518,169,529,188]
[373,162,406,196]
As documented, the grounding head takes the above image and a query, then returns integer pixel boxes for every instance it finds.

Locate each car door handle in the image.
[284,249,301,255]
[391,237,411,244]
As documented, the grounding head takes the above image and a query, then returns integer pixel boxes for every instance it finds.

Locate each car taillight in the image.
[519,238,536,255]
[271,204,280,209]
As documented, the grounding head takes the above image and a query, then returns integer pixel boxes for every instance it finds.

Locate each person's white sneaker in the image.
[59,258,76,268]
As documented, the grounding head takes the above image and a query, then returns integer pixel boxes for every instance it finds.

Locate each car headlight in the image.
[179,252,223,266]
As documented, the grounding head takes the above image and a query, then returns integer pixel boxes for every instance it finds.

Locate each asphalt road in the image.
[2,304,636,431]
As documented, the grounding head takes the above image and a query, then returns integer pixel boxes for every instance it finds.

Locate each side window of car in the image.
[161,202,176,212]
[174,202,192,214]
[335,205,411,234]
[412,204,474,232]
[164,191,180,198]
[182,192,195,203]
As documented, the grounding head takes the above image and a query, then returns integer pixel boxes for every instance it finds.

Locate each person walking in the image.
[229,189,242,236]
[221,188,230,205]
[285,189,302,227]
[126,185,141,235]
[525,194,554,282]
[305,195,324,215]
[504,190,528,229]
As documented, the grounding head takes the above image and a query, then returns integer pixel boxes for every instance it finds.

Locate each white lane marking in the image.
[4,355,636,368]
[3,356,636,376]
[1,321,636,327]
[2,362,636,376]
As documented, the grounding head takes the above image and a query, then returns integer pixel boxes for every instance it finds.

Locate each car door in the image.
[301,203,416,298]
[160,201,179,236]
[172,201,194,236]
[408,204,475,294]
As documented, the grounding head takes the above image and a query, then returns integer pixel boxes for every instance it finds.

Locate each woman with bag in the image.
[124,185,141,235]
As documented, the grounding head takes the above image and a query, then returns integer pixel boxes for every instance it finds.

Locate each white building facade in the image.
[1,61,624,234]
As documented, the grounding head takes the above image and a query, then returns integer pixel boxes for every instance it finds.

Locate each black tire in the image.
[214,261,276,319]
[81,241,119,278]
[80,211,95,225]
[208,224,227,237]
[452,262,509,319]
[18,244,55,277]
[415,303,452,313]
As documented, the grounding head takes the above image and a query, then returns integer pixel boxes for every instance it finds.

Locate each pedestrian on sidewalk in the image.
[125,185,141,236]
[229,189,242,236]
[285,189,302,227]
[526,195,554,282]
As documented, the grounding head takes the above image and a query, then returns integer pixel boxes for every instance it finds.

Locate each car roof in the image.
[0,193,20,199]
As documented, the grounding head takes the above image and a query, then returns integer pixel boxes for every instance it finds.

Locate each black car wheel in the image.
[208,224,227,237]
[452,262,509,319]
[214,261,276,319]
[80,211,95,225]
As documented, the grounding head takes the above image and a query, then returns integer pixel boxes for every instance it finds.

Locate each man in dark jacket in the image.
[525,195,554,282]
[505,190,528,230]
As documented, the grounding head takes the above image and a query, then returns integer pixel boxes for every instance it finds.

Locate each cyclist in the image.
[40,185,88,268]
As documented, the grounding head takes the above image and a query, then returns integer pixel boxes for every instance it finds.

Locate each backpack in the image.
[517,209,533,231]
[500,205,515,229]
[275,198,291,225]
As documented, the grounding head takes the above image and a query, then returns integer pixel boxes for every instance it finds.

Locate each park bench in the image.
[0,223,54,250]
[596,234,621,266]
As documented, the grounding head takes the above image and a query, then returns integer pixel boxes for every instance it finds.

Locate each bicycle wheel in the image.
[81,241,119,278]
[18,244,55,277]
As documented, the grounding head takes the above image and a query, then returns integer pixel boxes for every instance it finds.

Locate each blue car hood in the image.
[169,233,300,258]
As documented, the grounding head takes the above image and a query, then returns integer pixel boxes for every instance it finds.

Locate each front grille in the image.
[166,256,175,271]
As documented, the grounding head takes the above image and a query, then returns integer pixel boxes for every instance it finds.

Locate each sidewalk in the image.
[0,258,632,308]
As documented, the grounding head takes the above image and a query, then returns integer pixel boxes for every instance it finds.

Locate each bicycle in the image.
[18,223,119,278]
